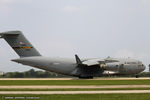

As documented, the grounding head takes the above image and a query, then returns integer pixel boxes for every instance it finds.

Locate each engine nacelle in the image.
[100,62,121,71]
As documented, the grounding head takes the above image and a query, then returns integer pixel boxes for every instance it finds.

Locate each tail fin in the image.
[0,31,41,57]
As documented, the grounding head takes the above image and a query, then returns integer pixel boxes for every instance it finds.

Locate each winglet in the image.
[75,54,82,65]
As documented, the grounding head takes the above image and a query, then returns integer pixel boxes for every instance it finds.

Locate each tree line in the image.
[0,69,150,78]
[0,69,72,78]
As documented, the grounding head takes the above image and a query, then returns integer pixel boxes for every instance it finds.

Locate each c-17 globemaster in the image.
[0,31,146,78]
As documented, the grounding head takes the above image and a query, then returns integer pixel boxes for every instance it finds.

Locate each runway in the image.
[0,85,150,89]
[0,77,150,80]
[1,90,150,94]
[0,78,150,94]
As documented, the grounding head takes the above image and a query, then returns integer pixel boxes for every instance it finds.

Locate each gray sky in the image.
[0,0,150,72]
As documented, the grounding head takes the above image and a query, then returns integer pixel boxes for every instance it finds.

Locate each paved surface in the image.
[0,78,150,80]
[0,85,150,89]
[1,78,150,94]
[1,90,150,94]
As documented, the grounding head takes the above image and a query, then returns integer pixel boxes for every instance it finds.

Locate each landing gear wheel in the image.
[78,76,93,79]
[135,75,139,78]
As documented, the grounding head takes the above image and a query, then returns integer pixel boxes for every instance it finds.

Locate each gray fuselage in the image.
[12,56,146,77]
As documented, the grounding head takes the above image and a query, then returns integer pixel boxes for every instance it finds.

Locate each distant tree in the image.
[1,69,72,78]
[13,72,24,78]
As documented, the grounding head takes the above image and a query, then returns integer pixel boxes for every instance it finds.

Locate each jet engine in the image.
[100,62,123,71]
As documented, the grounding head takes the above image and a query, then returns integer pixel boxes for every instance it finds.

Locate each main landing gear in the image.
[78,76,93,79]
[135,75,139,78]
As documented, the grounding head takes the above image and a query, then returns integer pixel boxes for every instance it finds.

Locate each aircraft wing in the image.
[82,61,99,66]
[74,55,105,78]
[75,54,105,66]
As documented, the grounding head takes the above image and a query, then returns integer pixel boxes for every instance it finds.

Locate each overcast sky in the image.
[0,0,150,72]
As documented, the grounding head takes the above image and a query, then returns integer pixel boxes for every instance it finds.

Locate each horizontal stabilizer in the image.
[0,31,20,38]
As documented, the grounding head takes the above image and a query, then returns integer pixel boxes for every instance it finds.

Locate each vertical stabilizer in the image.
[0,31,41,57]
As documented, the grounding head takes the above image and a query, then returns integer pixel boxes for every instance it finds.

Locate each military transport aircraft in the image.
[0,31,146,78]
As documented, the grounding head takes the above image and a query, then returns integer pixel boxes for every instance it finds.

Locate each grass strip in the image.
[0,80,150,85]
[0,94,150,100]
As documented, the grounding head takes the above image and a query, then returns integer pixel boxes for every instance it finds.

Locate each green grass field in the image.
[1,79,150,100]
[0,79,150,85]
[0,94,150,100]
